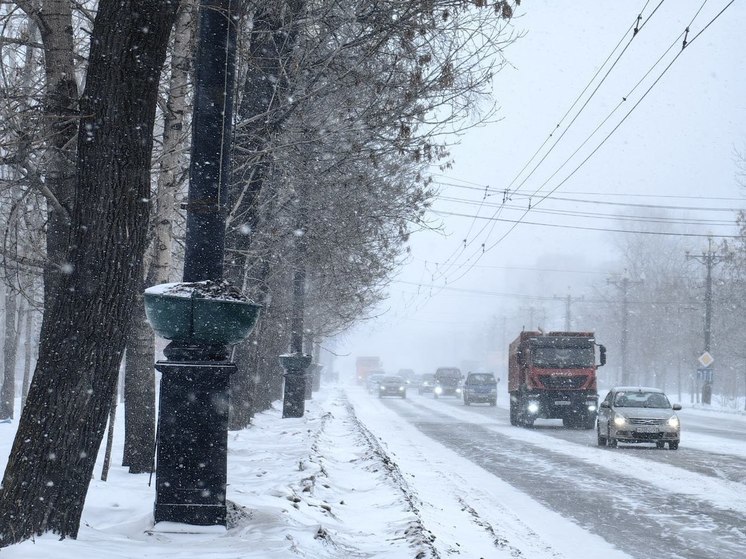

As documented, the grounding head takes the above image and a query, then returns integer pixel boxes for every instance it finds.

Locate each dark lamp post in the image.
[145,0,253,528]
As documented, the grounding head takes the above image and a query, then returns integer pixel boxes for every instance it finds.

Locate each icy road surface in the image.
[348,387,746,559]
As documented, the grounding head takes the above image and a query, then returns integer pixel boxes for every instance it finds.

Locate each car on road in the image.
[433,367,463,398]
[597,386,681,449]
[366,372,386,394]
[418,373,436,394]
[397,368,417,385]
[463,372,498,406]
[378,376,407,398]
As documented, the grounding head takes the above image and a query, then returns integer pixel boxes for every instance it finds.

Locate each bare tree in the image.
[0,0,179,544]
[122,0,195,474]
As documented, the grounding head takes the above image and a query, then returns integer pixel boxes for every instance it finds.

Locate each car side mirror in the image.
[600,401,610,409]
[672,403,682,411]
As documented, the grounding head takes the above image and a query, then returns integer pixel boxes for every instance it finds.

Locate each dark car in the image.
[378,376,407,398]
[463,372,498,406]
[397,368,417,385]
[418,373,436,394]
[434,367,463,398]
[366,372,386,394]
[597,386,681,449]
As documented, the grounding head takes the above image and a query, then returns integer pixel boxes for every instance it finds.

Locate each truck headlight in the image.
[434,386,442,395]
[399,386,404,392]
[587,404,597,412]
[456,388,462,394]
[667,416,679,428]
[527,402,540,414]
[613,414,626,427]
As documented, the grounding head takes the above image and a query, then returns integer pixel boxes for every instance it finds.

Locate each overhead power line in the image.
[431,209,741,238]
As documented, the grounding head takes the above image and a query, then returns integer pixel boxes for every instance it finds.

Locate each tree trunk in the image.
[122,282,156,473]
[21,304,34,410]
[0,287,18,420]
[25,0,80,302]
[122,1,194,472]
[0,1,179,545]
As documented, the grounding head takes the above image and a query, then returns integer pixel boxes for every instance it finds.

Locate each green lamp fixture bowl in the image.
[144,282,261,346]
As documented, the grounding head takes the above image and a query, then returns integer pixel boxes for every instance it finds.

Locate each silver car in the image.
[378,376,407,399]
[597,386,681,450]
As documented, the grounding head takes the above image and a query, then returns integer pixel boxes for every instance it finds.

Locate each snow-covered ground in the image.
[0,385,743,558]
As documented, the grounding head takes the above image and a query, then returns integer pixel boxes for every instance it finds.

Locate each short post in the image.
[145,286,261,526]
[281,353,312,418]
[311,363,322,392]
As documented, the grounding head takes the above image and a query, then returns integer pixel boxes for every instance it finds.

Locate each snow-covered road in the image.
[352,387,746,559]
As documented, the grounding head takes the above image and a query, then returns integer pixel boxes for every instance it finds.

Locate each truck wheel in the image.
[489,400,496,407]
[583,415,596,430]
[597,427,607,446]
[464,397,470,406]
[509,400,518,426]
[608,437,617,448]
[669,441,679,450]
[656,441,665,449]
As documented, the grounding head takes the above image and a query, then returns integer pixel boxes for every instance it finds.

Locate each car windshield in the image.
[468,374,495,384]
[421,375,435,382]
[614,391,671,408]
[382,376,403,383]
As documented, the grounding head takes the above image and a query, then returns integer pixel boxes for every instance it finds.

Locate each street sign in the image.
[697,367,714,383]
[698,351,714,368]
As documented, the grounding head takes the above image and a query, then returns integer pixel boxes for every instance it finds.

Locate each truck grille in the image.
[538,375,587,389]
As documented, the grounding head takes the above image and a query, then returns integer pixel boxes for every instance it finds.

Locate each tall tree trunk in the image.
[0,1,179,545]
[122,280,156,473]
[21,304,34,410]
[17,1,80,300]
[0,287,18,420]
[122,1,194,473]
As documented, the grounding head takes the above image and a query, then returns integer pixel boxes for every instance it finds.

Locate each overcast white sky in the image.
[334,0,746,377]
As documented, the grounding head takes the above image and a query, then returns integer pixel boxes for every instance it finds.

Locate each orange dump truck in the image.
[509,331,606,429]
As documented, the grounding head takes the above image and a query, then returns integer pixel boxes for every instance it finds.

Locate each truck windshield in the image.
[531,346,594,368]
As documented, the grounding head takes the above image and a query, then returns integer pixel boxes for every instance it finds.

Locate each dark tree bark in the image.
[0,1,179,546]
[122,1,194,472]
[121,279,156,473]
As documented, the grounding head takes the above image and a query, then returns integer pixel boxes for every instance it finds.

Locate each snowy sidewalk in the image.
[0,388,435,559]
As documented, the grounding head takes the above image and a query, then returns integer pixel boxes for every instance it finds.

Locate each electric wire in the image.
[439,1,736,286]
[431,2,665,282]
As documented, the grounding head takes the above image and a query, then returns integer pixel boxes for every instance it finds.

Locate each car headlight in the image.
[399,386,404,391]
[667,415,679,428]
[613,413,626,427]
[434,386,442,394]
[456,388,462,393]
[527,401,540,414]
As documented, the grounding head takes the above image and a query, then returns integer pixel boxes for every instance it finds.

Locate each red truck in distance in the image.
[508,331,606,429]
[355,356,383,385]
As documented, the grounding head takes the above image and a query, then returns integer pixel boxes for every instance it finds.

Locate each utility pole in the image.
[554,292,583,330]
[608,271,642,385]
[686,237,726,405]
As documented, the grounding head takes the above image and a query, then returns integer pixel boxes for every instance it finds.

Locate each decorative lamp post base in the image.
[153,359,236,526]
